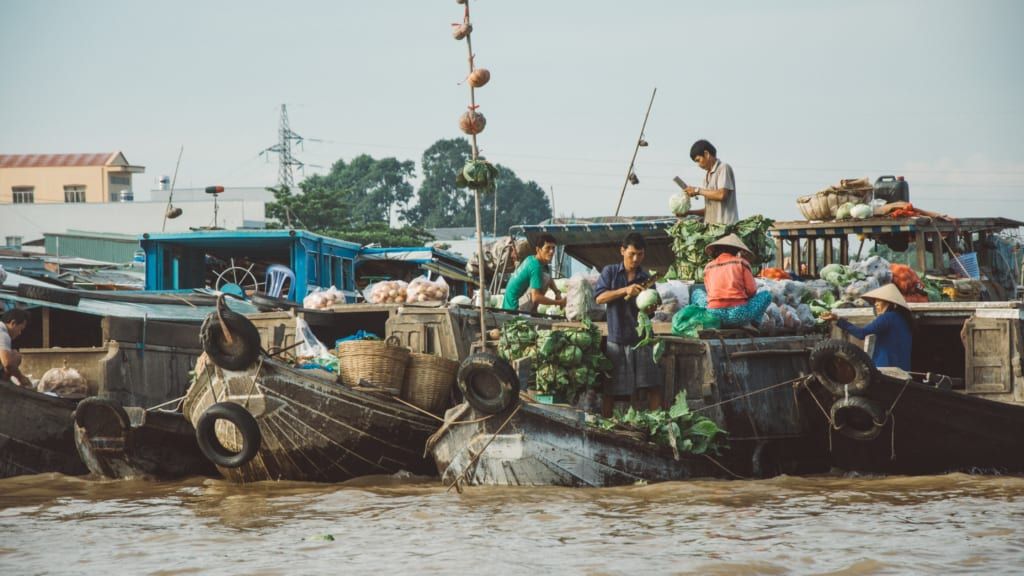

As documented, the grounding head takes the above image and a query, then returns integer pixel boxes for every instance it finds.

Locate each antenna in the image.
[260,104,308,190]
[205,186,225,229]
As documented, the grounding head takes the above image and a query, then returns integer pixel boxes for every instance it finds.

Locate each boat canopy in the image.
[510,217,677,272]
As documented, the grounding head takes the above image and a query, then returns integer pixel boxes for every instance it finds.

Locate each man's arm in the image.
[530,288,566,307]
[686,187,731,202]
[0,349,31,388]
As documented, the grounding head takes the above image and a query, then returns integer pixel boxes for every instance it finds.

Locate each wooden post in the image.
[791,239,801,275]
[931,231,944,272]
[915,230,927,273]
[775,237,784,269]
[42,307,51,348]
[807,238,818,277]
[823,237,833,267]
[839,236,849,265]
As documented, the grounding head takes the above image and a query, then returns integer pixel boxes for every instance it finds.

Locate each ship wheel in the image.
[214,258,261,297]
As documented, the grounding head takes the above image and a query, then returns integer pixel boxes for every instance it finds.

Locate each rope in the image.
[702,453,748,480]
[799,378,836,452]
[145,394,186,412]
[446,403,522,493]
[693,376,807,413]
[242,356,265,410]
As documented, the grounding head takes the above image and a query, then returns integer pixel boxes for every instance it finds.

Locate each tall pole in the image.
[462,1,487,346]
[614,88,657,217]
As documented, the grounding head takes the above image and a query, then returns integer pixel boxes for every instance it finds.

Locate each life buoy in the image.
[195,402,261,468]
[200,307,262,371]
[457,352,519,415]
[830,396,886,441]
[809,339,877,397]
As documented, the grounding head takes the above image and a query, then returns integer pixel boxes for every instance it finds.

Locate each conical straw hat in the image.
[705,233,752,256]
[861,283,910,310]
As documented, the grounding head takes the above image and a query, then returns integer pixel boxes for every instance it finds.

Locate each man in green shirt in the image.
[502,234,566,312]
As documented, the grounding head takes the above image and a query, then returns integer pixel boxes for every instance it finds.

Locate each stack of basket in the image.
[796,178,873,221]
[336,338,458,414]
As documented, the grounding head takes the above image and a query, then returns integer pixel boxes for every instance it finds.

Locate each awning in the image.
[510,218,677,271]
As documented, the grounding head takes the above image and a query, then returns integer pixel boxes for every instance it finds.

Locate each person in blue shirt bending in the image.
[821,284,913,370]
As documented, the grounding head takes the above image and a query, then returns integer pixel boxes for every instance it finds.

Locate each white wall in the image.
[0,199,266,244]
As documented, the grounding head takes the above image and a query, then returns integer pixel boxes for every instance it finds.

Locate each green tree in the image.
[322,223,434,248]
[407,137,553,233]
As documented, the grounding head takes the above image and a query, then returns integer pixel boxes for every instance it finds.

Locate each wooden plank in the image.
[775,238,784,269]
[41,307,50,348]
[965,317,1012,394]
[823,238,833,267]
[915,230,927,273]
[839,236,849,265]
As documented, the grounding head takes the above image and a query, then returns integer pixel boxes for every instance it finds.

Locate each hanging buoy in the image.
[459,110,487,135]
[452,22,472,40]
[468,68,490,88]
[166,205,183,219]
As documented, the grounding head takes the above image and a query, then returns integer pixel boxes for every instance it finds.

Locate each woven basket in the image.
[401,352,459,414]
[796,188,872,221]
[337,339,410,390]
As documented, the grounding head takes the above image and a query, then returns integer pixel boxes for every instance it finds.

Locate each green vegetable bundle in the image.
[455,158,500,193]
[533,319,611,398]
[595,392,727,458]
[668,215,775,281]
[497,318,538,362]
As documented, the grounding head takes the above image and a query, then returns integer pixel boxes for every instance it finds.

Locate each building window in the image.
[5,236,23,248]
[64,185,86,203]
[12,186,34,204]
[109,174,131,186]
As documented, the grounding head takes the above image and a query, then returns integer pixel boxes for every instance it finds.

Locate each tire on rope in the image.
[809,338,877,397]
[200,308,261,371]
[457,352,519,415]
[17,283,81,306]
[73,396,131,444]
[195,402,261,468]
[251,292,298,313]
[830,396,886,441]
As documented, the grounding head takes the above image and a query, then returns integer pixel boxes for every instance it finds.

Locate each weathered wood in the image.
[915,230,927,273]
[0,379,87,478]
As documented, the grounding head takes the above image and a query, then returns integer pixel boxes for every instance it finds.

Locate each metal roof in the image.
[510,218,678,271]
[0,289,259,321]
[140,229,363,251]
[0,152,124,168]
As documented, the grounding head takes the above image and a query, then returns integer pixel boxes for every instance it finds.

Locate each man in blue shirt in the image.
[595,233,663,416]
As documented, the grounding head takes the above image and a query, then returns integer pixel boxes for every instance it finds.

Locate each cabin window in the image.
[342,258,353,290]
[12,186,34,204]
[306,254,318,284]
[5,236,22,248]
[331,256,344,290]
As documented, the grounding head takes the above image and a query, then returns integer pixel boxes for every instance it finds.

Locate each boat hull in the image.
[183,354,439,483]
[0,379,87,478]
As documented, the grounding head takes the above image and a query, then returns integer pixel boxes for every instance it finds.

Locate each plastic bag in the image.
[407,276,449,303]
[656,280,690,309]
[366,280,409,304]
[796,303,816,327]
[303,286,343,310]
[37,366,88,397]
[565,274,594,321]
[672,305,721,338]
[295,316,329,359]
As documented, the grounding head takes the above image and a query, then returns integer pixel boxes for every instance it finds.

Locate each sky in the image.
[2,0,1023,224]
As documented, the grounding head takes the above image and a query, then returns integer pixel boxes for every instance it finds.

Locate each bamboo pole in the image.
[614,88,657,217]
[462,1,487,346]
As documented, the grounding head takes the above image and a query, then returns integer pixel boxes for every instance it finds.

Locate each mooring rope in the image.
[446,403,523,493]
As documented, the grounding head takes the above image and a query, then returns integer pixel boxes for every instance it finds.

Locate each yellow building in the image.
[0,152,144,205]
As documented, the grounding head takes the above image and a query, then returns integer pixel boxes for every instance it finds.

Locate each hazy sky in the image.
[2,0,1022,223]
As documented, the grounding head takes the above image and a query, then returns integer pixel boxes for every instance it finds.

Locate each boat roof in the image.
[770,216,1024,238]
[139,229,363,252]
[510,217,677,271]
[358,246,472,282]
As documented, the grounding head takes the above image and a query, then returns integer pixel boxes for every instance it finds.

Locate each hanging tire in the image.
[195,402,261,468]
[809,339,876,397]
[200,309,261,371]
[17,283,81,306]
[74,397,131,442]
[457,352,519,415]
[251,292,297,312]
[830,396,886,441]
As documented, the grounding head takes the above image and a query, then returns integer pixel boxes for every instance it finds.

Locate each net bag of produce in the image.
[37,365,89,397]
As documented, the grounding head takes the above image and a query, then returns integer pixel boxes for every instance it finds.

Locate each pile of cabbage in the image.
[755,278,830,330]
[497,318,611,398]
[668,215,775,281]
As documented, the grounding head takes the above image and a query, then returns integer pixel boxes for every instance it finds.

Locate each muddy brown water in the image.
[2,473,1023,575]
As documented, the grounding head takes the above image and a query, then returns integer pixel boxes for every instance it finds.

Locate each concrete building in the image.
[0,152,144,205]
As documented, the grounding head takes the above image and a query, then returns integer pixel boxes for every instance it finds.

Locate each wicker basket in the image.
[337,339,410,390]
[401,352,459,414]
[796,188,872,221]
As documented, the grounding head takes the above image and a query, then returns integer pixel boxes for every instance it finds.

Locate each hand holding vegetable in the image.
[819,311,837,322]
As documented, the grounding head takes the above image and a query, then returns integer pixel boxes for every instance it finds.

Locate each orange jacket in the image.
[703,253,757,308]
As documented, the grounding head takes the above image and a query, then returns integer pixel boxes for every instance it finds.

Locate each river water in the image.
[2,472,1023,575]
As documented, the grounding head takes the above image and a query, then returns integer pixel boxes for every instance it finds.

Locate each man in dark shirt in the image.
[595,233,663,416]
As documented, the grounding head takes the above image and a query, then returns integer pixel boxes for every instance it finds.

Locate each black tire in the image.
[830,396,886,441]
[195,402,261,468]
[17,283,81,306]
[457,352,520,415]
[251,292,298,312]
[809,339,877,397]
[200,309,261,371]
[74,397,131,438]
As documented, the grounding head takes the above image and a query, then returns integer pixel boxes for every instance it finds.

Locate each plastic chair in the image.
[265,264,295,300]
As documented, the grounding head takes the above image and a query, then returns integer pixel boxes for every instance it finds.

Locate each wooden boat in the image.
[0,378,87,478]
[73,398,217,479]
[430,332,832,487]
[806,302,1024,474]
[182,352,439,483]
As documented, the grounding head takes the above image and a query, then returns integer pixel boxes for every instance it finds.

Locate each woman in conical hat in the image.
[821,283,913,370]
[690,233,771,329]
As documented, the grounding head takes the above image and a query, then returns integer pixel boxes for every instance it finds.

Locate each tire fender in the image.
[830,396,886,441]
[457,352,520,415]
[809,338,877,397]
[200,308,262,371]
[195,402,262,468]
